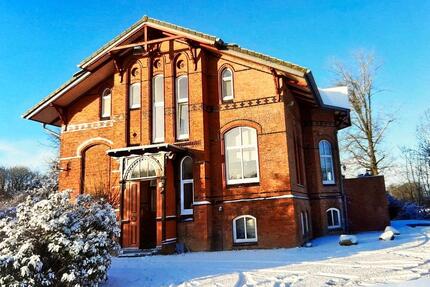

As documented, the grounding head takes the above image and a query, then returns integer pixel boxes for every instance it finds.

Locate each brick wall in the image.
[55,34,348,251]
[344,176,390,233]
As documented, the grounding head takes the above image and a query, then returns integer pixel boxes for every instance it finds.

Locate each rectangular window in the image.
[152,76,164,143]
[176,76,189,140]
[129,83,141,109]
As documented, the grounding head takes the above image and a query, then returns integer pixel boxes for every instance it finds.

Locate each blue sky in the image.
[0,1,429,175]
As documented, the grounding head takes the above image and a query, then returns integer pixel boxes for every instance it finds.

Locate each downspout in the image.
[42,124,60,138]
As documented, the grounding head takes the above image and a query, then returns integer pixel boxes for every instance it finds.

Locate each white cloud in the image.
[0,138,57,172]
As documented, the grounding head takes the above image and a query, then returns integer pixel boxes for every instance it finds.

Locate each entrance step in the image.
[118,248,160,258]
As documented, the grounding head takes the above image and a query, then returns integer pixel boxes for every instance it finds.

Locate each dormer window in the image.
[221,68,234,101]
[101,88,111,119]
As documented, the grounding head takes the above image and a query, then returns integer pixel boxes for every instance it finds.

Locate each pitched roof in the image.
[23,16,348,125]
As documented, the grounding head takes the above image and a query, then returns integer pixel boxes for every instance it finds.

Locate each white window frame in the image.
[326,208,341,229]
[176,75,189,140]
[129,82,141,109]
[101,88,111,118]
[221,68,234,101]
[319,140,335,185]
[180,156,194,215]
[225,127,260,185]
[152,75,165,143]
[300,212,305,236]
[233,215,258,243]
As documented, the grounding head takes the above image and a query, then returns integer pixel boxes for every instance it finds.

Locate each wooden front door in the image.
[140,180,157,249]
[122,181,141,248]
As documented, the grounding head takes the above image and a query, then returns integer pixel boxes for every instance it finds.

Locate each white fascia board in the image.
[24,71,92,120]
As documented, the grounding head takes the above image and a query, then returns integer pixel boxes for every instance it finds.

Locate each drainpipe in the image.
[43,124,60,138]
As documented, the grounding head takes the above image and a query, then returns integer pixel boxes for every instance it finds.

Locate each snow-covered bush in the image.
[387,194,430,220]
[0,191,120,286]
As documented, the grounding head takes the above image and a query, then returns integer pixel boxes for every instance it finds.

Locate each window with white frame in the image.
[300,212,306,236]
[176,76,189,140]
[233,215,257,243]
[221,68,234,101]
[152,75,164,143]
[129,82,141,109]
[225,127,259,184]
[326,208,341,229]
[319,140,335,184]
[180,156,194,215]
[101,88,111,119]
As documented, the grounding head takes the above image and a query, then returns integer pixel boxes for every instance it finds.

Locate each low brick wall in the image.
[344,175,390,233]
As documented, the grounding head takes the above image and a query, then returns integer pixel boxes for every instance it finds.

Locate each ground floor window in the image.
[301,211,311,236]
[326,208,341,229]
[233,215,257,243]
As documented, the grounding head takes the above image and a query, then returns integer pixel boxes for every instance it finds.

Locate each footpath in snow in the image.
[104,220,430,286]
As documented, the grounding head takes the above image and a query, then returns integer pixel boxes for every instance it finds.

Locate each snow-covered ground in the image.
[104,220,430,286]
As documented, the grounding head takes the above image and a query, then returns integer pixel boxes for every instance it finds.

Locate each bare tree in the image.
[333,51,394,175]
[397,109,430,205]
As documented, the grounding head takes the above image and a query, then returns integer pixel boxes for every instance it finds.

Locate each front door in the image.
[140,180,157,249]
[122,181,141,248]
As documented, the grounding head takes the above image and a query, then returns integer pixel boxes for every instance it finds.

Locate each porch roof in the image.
[107,143,186,157]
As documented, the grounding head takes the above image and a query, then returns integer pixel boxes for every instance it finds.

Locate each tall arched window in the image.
[152,75,164,143]
[176,75,189,140]
[326,208,341,229]
[319,140,335,184]
[221,68,234,101]
[180,156,194,215]
[233,215,257,243]
[101,88,111,119]
[225,127,260,185]
[129,82,141,109]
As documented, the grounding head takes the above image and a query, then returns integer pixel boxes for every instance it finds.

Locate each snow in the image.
[105,220,430,286]
[319,86,350,109]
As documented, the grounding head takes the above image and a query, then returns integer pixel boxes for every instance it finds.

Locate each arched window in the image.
[221,68,234,101]
[233,215,257,243]
[225,127,259,185]
[127,157,158,180]
[152,75,164,143]
[319,140,335,184]
[176,76,189,140]
[326,208,341,229]
[129,82,141,109]
[101,88,111,119]
[180,156,194,215]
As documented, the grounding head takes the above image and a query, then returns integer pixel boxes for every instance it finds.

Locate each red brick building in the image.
[23,16,383,253]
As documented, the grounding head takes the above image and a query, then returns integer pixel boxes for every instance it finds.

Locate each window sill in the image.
[129,106,141,110]
[322,182,336,186]
[100,117,111,121]
[233,241,258,247]
[226,181,260,188]
[179,214,194,222]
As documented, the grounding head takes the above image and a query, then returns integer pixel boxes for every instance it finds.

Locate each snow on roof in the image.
[318,86,350,110]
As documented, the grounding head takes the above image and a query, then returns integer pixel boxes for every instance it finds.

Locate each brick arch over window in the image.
[174,52,190,76]
[220,119,263,136]
[81,143,111,196]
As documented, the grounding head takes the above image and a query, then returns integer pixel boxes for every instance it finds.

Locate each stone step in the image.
[118,248,159,257]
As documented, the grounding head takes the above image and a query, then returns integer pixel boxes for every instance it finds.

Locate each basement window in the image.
[233,215,257,243]
[327,208,341,229]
